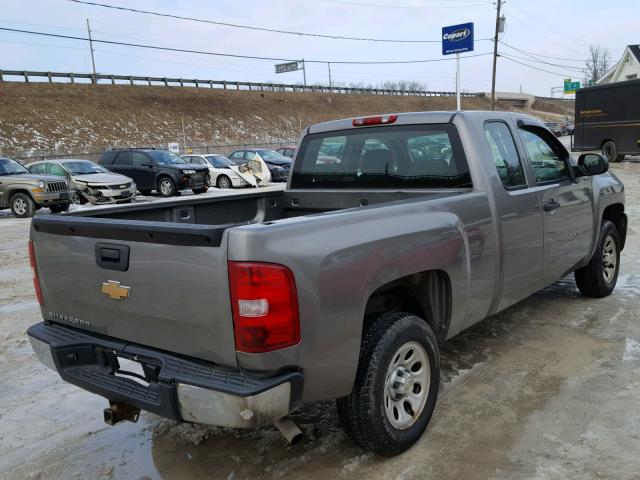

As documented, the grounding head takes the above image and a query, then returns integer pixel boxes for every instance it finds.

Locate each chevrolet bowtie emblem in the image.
[101,280,131,300]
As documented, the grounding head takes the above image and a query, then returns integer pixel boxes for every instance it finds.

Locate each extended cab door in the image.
[483,120,545,311]
[517,123,594,284]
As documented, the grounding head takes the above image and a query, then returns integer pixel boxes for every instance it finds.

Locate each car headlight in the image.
[37,180,46,190]
[181,169,196,174]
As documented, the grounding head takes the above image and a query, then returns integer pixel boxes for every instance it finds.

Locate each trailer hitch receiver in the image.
[103,401,141,425]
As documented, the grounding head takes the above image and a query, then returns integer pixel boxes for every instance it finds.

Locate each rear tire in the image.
[49,203,70,213]
[10,193,36,218]
[158,177,176,197]
[337,312,440,456]
[602,140,625,163]
[575,220,620,298]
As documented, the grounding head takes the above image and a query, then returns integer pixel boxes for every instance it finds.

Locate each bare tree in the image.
[585,45,612,84]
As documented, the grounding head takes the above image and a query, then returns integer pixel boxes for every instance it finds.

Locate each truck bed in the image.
[31,188,462,368]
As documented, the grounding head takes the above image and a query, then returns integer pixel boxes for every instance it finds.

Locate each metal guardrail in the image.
[533,95,575,103]
[0,69,485,98]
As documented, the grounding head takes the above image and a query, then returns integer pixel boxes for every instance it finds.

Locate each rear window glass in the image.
[291,124,471,189]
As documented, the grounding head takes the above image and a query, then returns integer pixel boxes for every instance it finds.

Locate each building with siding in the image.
[597,45,640,84]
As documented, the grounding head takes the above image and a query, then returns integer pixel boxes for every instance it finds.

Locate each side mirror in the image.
[577,153,608,176]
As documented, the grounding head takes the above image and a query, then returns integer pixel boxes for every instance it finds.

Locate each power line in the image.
[499,41,585,62]
[320,0,491,9]
[0,26,494,65]
[68,0,494,43]
[504,7,589,56]
[508,1,590,47]
[499,53,585,72]
[499,54,579,78]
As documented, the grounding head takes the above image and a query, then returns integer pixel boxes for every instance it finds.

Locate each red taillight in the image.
[352,114,398,127]
[228,261,300,353]
[28,240,44,306]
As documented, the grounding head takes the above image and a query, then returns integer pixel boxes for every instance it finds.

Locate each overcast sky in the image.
[2,0,638,96]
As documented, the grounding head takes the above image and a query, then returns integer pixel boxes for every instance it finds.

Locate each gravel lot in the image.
[1,156,639,480]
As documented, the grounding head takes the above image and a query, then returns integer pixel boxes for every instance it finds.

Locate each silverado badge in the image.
[101,280,131,300]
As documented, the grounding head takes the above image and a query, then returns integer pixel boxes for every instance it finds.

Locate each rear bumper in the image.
[27,321,303,428]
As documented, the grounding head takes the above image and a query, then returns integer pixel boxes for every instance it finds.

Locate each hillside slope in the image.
[0,83,568,158]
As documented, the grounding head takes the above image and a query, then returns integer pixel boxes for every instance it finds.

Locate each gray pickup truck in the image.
[27,111,626,455]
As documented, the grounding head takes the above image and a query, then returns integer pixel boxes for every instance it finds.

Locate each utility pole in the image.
[302,59,307,88]
[327,62,332,88]
[490,0,502,111]
[86,19,97,83]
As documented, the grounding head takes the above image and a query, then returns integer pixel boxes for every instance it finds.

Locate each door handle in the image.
[543,200,560,212]
[95,242,130,272]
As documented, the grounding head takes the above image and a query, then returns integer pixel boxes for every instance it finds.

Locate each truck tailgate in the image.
[30,216,237,367]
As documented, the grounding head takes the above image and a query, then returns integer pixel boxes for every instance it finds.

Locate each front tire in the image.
[10,192,36,218]
[337,312,440,456]
[216,175,232,189]
[158,177,177,197]
[575,220,620,297]
[71,191,87,205]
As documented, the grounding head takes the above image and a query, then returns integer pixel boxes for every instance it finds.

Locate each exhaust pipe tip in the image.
[274,417,303,445]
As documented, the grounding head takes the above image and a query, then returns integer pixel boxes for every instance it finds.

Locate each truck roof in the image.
[306,110,525,134]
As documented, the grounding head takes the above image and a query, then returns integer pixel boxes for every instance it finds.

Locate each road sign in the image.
[442,22,474,56]
[168,142,179,153]
[275,61,302,74]
[564,79,580,94]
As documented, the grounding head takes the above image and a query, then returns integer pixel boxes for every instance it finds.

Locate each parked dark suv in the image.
[99,149,210,197]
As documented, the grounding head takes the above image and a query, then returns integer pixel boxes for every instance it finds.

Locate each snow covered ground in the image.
[1,158,640,479]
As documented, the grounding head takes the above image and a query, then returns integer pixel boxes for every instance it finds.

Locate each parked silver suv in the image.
[0,158,72,217]
[28,159,136,205]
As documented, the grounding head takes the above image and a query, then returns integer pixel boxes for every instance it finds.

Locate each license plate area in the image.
[115,356,150,386]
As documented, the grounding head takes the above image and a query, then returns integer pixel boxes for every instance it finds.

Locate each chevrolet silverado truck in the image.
[27,111,626,456]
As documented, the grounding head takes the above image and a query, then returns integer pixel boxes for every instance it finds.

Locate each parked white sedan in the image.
[182,154,248,189]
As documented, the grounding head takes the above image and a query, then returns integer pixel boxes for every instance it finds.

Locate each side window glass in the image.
[29,164,45,174]
[519,128,569,183]
[131,153,149,166]
[47,164,66,177]
[230,151,243,160]
[115,152,132,165]
[245,151,258,160]
[483,122,526,188]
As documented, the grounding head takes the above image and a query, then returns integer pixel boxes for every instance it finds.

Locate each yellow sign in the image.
[101,280,131,300]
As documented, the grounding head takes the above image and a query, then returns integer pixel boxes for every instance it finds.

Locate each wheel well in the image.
[600,139,613,148]
[157,175,174,186]
[9,189,34,203]
[602,203,627,250]
[364,270,452,342]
